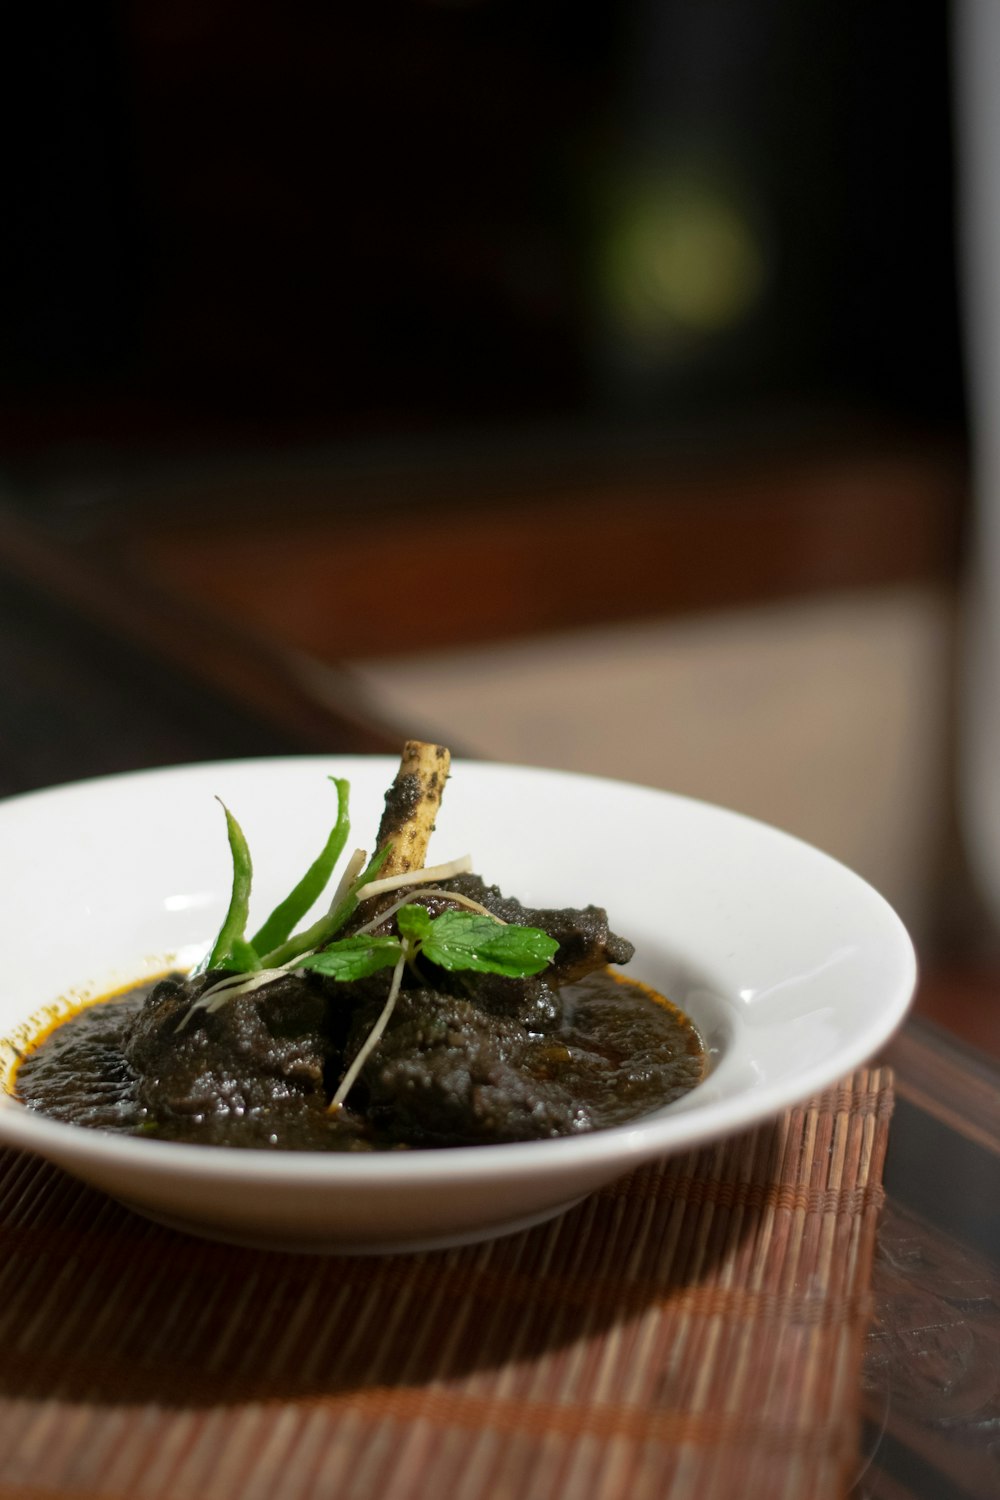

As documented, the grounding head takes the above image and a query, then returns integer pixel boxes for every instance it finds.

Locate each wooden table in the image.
[858,1019,1000,1500]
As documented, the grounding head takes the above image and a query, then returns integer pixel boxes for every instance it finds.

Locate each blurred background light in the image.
[601,167,767,343]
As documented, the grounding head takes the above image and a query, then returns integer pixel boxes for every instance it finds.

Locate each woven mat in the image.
[0,1066,893,1500]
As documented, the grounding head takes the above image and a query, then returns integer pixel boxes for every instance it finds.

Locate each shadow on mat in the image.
[0,1119,783,1410]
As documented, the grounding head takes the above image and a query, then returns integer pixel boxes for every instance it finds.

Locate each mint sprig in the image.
[300,904,558,982]
[297,934,404,982]
[401,904,558,975]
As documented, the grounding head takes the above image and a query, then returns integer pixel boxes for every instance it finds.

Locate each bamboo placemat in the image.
[0,1066,893,1500]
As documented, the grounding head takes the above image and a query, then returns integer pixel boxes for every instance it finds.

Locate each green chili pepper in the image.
[258,841,393,968]
[249,777,351,957]
[204,801,254,971]
[227,938,263,973]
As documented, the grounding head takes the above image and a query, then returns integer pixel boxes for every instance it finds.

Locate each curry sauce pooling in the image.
[15,967,705,1151]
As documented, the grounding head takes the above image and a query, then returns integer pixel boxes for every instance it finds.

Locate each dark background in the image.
[0,0,964,481]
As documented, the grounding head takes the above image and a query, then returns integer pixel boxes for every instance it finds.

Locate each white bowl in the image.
[0,757,916,1253]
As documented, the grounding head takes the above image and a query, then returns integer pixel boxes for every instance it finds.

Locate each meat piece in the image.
[122,971,332,1129]
[444,972,563,1030]
[349,987,593,1145]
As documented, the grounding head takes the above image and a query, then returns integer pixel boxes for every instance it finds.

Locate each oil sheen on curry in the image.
[16,742,706,1151]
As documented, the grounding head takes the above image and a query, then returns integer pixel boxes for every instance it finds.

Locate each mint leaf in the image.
[295,899,557,986]
[420,909,558,977]
[396,903,432,942]
[300,935,403,981]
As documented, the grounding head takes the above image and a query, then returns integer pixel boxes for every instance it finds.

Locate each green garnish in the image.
[296,933,403,982]
[202,801,254,972]
[227,937,263,973]
[401,904,558,975]
[195,781,368,976]
[249,777,350,956]
[257,842,392,969]
[300,903,559,982]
